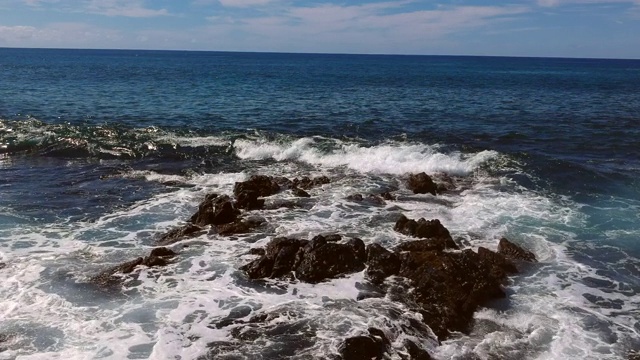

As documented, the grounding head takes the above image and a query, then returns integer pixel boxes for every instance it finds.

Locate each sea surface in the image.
[1,48,639,359]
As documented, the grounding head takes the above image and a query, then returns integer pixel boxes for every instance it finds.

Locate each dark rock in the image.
[407,172,437,195]
[241,237,307,279]
[338,328,389,360]
[398,249,508,340]
[477,247,518,277]
[0,263,5,270]
[404,339,432,360]
[157,223,205,246]
[234,175,280,197]
[216,218,264,236]
[235,190,265,210]
[248,248,266,256]
[433,173,456,194]
[89,248,177,287]
[380,192,395,200]
[498,238,537,263]
[294,237,366,283]
[394,215,454,244]
[323,234,342,242]
[346,193,387,205]
[366,243,401,283]
[396,238,459,252]
[291,187,311,198]
[347,238,367,263]
[189,194,240,227]
[293,176,330,190]
[274,176,294,189]
[241,235,366,283]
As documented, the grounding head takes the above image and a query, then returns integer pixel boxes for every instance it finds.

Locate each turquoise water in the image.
[0,48,639,359]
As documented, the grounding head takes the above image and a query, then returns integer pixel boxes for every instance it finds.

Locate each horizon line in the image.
[1,46,639,62]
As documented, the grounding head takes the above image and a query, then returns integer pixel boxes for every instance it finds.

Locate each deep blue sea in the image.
[1,48,639,359]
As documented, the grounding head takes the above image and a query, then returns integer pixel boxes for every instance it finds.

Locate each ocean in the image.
[0,48,639,359]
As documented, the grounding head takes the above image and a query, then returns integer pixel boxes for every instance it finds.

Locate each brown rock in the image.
[407,172,437,195]
[234,175,280,197]
[498,238,537,263]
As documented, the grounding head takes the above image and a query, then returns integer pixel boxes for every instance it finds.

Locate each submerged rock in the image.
[291,187,311,198]
[89,247,177,288]
[292,175,330,190]
[157,223,205,246]
[407,172,437,195]
[216,218,265,236]
[498,237,538,263]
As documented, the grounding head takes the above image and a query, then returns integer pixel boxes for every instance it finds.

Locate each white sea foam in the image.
[2,141,639,359]
[234,137,498,176]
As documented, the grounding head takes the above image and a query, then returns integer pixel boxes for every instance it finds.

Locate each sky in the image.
[0,0,639,58]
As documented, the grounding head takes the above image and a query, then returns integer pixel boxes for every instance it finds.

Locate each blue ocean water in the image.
[1,48,639,359]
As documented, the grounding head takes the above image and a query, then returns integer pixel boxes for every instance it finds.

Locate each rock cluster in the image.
[242,213,538,352]
[157,174,331,245]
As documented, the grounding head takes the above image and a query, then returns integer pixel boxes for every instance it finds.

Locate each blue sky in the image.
[0,0,639,58]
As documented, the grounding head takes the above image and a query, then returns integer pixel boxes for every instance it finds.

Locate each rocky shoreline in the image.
[88,172,539,359]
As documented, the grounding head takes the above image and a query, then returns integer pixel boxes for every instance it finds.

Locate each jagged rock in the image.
[395,238,459,252]
[274,176,294,189]
[380,192,395,200]
[404,339,432,360]
[477,246,518,278]
[498,238,537,263]
[235,190,265,210]
[291,187,311,198]
[248,247,265,256]
[347,193,387,205]
[216,218,265,236]
[293,176,330,190]
[241,237,308,279]
[157,223,205,246]
[394,215,453,243]
[89,247,176,287]
[0,262,6,270]
[338,328,389,360]
[398,248,509,340]
[189,194,240,226]
[241,235,366,283]
[433,173,456,194]
[323,234,342,242]
[234,175,280,197]
[294,236,366,283]
[366,243,401,284]
[407,172,437,195]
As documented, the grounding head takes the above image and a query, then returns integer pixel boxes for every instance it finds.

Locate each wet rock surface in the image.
[365,243,401,284]
[157,223,205,246]
[498,237,538,263]
[234,175,280,198]
[241,235,367,283]
[89,247,177,288]
[394,215,455,246]
[407,172,438,195]
[339,328,390,360]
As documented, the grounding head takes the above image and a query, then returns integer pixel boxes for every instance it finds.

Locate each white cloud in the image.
[85,0,169,17]
[537,0,640,7]
[218,0,274,7]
